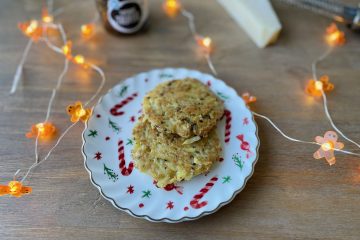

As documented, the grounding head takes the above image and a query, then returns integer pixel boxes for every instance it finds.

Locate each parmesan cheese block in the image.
[217,0,282,48]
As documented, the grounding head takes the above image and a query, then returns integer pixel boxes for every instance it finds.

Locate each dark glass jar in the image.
[96,0,149,35]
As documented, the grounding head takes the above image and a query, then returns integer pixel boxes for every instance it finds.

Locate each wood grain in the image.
[1,0,360,239]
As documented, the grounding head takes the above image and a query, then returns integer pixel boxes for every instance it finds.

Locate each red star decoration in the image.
[129,116,136,122]
[243,117,249,125]
[127,185,134,194]
[166,201,174,209]
[94,152,102,160]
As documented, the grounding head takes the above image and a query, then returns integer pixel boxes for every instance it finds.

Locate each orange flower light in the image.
[0,181,32,198]
[67,101,92,123]
[196,36,213,53]
[73,54,89,69]
[242,92,257,106]
[81,23,95,37]
[26,122,57,140]
[163,0,181,17]
[306,75,334,97]
[74,55,85,65]
[18,20,43,41]
[325,23,345,46]
[42,8,53,23]
[62,41,72,59]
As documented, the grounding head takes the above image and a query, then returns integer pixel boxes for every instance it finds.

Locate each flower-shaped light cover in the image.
[196,35,213,53]
[67,101,92,123]
[306,75,334,97]
[163,0,181,18]
[81,24,95,38]
[42,7,53,23]
[241,92,257,107]
[26,122,57,140]
[0,181,32,198]
[325,23,345,47]
[18,20,43,41]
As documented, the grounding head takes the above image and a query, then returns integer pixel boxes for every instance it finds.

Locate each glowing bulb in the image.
[0,181,32,197]
[42,15,53,23]
[197,36,213,53]
[202,37,212,48]
[81,24,95,37]
[74,55,85,65]
[163,0,181,17]
[62,41,72,58]
[77,108,86,117]
[306,75,334,97]
[42,8,53,23]
[325,23,345,46]
[26,122,56,140]
[321,141,334,151]
[315,81,323,91]
[26,20,39,35]
[67,101,92,123]
[19,20,43,41]
[36,123,45,134]
[8,181,22,195]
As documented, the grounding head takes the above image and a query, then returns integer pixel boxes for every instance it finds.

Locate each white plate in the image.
[82,68,259,223]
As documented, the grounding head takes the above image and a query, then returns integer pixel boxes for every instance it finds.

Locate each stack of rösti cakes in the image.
[132,78,224,187]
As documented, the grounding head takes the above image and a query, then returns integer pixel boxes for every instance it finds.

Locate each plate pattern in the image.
[82,68,259,222]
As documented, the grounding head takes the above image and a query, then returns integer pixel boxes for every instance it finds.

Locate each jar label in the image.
[107,0,147,34]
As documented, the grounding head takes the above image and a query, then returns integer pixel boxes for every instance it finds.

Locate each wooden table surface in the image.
[1,0,360,239]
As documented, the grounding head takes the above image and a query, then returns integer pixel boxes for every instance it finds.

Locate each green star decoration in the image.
[222,176,232,184]
[88,130,98,137]
[126,138,133,145]
[119,85,128,97]
[142,190,152,198]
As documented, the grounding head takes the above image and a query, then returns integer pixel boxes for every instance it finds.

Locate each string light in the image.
[0,181,32,197]
[81,23,95,37]
[62,41,72,59]
[314,131,344,165]
[321,141,334,151]
[73,54,90,69]
[241,92,257,106]
[18,20,43,41]
[74,54,85,64]
[196,35,213,53]
[42,7,54,23]
[6,4,106,191]
[26,122,57,140]
[306,75,334,97]
[163,0,181,17]
[325,23,345,46]
[67,101,92,123]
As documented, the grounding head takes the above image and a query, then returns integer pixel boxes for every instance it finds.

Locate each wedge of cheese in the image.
[217,0,282,48]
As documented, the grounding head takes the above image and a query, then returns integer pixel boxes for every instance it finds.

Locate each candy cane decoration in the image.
[190,176,218,209]
[224,109,232,143]
[118,139,134,176]
[110,93,138,116]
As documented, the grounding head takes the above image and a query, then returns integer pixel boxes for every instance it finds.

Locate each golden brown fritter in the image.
[132,116,221,187]
[143,78,224,138]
